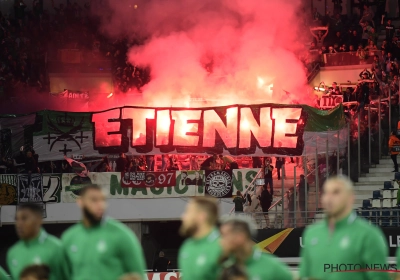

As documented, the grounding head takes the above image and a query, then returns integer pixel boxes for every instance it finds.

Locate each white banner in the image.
[62,172,205,202]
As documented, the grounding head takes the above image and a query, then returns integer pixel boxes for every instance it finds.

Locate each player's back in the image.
[62,218,145,280]
[178,229,221,280]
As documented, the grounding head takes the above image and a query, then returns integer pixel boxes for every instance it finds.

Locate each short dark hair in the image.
[192,197,219,225]
[20,265,50,279]
[79,184,102,196]
[220,264,247,280]
[221,217,255,238]
[18,203,43,216]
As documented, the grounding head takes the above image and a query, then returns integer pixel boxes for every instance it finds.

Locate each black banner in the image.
[205,170,233,198]
[17,174,44,203]
[255,227,400,257]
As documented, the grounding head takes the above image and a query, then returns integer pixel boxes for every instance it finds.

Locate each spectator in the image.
[200,154,217,170]
[189,155,199,170]
[263,157,274,196]
[115,153,128,172]
[297,174,307,220]
[25,151,37,173]
[385,20,395,42]
[146,155,155,171]
[258,185,272,229]
[153,251,170,272]
[233,191,245,213]
[275,156,284,180]
[389,129,400,172]
[219,155,239,170]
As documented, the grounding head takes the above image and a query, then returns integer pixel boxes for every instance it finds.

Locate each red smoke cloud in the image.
[100,0,311,107]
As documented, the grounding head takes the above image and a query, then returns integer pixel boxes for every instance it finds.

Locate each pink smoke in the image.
[99,0,311,107]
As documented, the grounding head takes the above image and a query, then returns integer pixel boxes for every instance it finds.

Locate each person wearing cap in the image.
[299,176,390,280]
[389,130,400,172]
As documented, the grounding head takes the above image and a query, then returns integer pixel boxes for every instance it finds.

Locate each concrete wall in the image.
[0,198,234,224]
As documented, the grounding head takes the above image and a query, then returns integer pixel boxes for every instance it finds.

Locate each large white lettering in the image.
[239,107,272,148]
[203,107,238,148]
[122,108,155,146]
[171,110,202,146]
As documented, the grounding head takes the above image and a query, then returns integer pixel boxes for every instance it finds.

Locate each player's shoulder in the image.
[354,216,385,238]
[302,220,325,238]
[7,240,23,257]
[44,232,62,248]
[61,223,83,242]
[105,218,136,238]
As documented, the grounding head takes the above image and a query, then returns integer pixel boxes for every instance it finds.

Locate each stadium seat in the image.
[384,181,394,189]
[392,198,398,207]
[371,198,381,208]
[380,210,391,227]
[362,199,371,208]
[382,190,392,199]
[395,172,400,181]
[382,199,392,208]
[373,190,381,199]
[394,189,398,199]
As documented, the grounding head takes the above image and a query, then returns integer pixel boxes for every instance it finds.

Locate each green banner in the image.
[232,168,260,193]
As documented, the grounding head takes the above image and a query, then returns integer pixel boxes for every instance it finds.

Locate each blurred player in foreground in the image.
[219,264,247,280]
[178,197,222,280]
[300,176,390,280]
[0,266,8,280]
[19,265,49,280]
[7,204,69,280]
[62,185,146,280]
[219,215,292,280]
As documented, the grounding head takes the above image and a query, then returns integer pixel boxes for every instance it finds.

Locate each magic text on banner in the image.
[121,171,176,188]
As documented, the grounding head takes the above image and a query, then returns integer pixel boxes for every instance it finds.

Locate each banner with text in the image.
[18,174,44,204]
[146,272,181,280]
[205,170,233,198]
[232,168,260,193]
[62,172,205,202]
[121,171,176,188]
[29,104,346,161]
[319,95,343,109]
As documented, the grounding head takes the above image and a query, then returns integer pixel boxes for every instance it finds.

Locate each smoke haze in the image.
[99,0,311,107]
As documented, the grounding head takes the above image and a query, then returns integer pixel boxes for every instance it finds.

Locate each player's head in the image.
[180,197,219,237]
[322,176,354,219]
[181,172,187,179]
[195,172,200,179]
[220,264,248,280]
[159,251,165,257]
[15,203,43,240]
[19,264,49,280]
[77,185,107,225]
[219,215,256,256]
